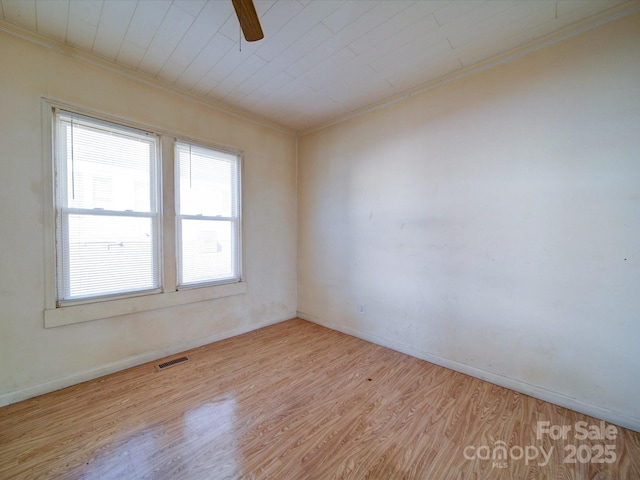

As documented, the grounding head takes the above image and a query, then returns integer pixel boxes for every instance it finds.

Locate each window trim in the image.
[42,99,246,328]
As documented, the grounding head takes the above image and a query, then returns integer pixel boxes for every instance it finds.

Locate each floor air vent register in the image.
[155,355,191,371]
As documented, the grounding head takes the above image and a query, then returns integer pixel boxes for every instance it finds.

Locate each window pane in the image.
[58,115,155,212]
[64,215,157,299]
[177,144,237,217]
[180,219,235,285]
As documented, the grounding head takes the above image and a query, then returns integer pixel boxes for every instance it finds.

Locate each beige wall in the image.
[0,30,297,404]
[298,12,640,430]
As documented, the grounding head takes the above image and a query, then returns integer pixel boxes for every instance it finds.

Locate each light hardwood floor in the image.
[1,318,639,479]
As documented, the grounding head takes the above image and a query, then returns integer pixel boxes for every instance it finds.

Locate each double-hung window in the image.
[50,106,243,316]
[175,142,241,287]
[54,111,160,304]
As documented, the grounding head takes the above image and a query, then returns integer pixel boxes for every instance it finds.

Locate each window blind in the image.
[175,141,241,287]
[55,111,160,303]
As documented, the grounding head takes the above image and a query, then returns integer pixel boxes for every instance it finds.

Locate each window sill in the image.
[44,282,247,328]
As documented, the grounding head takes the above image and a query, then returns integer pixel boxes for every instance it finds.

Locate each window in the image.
[54,111,160,304]
[49,106,244,316]
[175,142,241,287]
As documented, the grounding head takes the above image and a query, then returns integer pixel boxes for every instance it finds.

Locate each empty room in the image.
[1,0,639,478]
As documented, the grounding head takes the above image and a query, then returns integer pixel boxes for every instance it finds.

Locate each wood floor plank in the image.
[1,318,638,479]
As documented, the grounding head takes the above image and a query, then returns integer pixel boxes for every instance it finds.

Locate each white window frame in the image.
[42,100,246,328]
[53,110,163,305]
[175,141,243,289]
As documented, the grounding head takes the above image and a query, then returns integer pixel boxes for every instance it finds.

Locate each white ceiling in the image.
[1,0,637,132]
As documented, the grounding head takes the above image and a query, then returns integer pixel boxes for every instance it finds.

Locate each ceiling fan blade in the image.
[231,0,264,42]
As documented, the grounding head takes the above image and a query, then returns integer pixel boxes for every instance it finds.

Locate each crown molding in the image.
[0,19,296,136]
[298,1,640,136]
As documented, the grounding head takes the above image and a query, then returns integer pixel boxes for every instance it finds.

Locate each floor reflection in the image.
[83,396,239,479]
[82,428,158,479]
[181,397,240,478]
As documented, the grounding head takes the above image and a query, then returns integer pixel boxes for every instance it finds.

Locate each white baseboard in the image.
[298,311,640,433]
[0,313,295,408]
